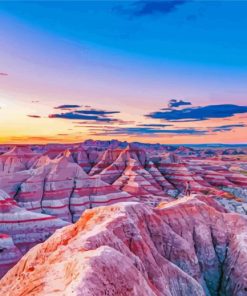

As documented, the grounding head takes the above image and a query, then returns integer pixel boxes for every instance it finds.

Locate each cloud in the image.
[54,104,81,109]
[49,112,113,122]
[0,72,8,76]
[211,124,246,132]
[137,123,173,127]
[75,109,120,115]
[90,126,206,136]
[115,0,189,17]
[88,122,247,137]
[27,115,41,118]
[147,104,247,122]
[73,119,133,126]
[49,108,121,122]
[168,99,192,108]
[169,119,202,122]
[31,100,39,103]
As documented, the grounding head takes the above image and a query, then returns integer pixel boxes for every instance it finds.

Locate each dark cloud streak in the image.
[54,104,81,109]
[75,109,120,115]
[49,108,121,122]
[27,115,41,118]
[168,99,192,108]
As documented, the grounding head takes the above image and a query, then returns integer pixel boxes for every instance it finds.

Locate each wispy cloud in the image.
[137,123,173,127]
[54,104,81,109]
[75,109,120,115]
[90,126,207,136]
[211,124,246,132]
[168,99,192,108]
[0,72,8,76]
[73,119,133,126]
[49,112,113,121]
[88,121,247,137]
[27,115,41,118]
[49,108,121,122]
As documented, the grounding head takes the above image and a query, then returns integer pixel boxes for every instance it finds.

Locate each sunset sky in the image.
[0,1,247,144]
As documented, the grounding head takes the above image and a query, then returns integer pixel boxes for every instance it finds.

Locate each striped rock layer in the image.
[0,190,68,278]
[1,144,247,219]
[0,142,247,283]
[1,197,247,296]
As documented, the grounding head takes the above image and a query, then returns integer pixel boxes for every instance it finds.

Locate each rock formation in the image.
[0,141,247,283]
[0,189,68,278]
[1,196,247,295]
[0,146,39,173]
[13,152,132,222]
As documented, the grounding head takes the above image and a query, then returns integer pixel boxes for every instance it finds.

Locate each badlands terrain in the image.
[0,140,247,295]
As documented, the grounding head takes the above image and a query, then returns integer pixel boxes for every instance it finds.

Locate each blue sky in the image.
[1,1,247,67]
[0,1,247,144]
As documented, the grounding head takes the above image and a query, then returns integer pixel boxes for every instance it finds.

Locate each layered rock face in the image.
[44,146,94,173]
[0,234,22,278]
[13,152,132,222]
[90,146,176,202]
[0,146,38,173]
[1,196,247,296]
[1,143,247,220]
[0,190,68,278]
[0,141,247,283]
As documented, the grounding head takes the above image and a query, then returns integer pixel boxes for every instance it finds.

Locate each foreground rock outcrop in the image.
[1,196,247,296]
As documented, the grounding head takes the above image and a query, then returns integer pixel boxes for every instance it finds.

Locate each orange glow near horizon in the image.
[1,91,247,145]
[1,93,247,145]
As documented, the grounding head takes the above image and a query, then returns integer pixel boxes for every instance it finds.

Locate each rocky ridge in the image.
[1,196,247,295]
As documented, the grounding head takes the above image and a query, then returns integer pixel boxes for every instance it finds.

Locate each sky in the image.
[0,0,247,144]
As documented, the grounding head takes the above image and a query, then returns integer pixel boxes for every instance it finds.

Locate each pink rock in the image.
[0,233,22,278]
[0,189,69,277]
[15,153,133,222]
[1,143,247,220]
[1,197,247,295]
[0,146,39,173]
